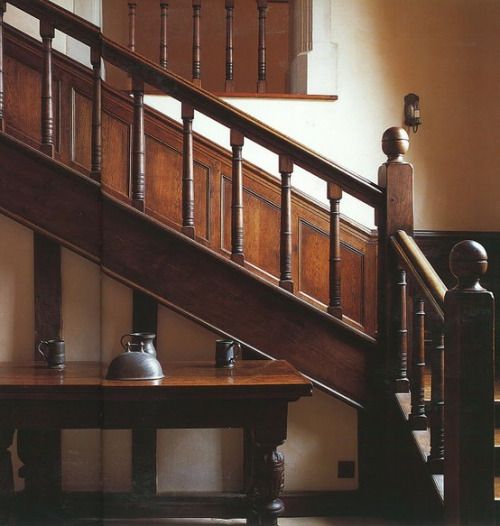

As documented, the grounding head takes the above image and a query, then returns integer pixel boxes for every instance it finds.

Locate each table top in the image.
[0,360,313,401]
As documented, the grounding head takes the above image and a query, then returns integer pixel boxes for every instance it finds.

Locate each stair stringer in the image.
[0,131,376,407]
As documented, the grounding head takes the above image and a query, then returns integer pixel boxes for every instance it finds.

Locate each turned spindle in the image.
[230,129,244,265]
[225,0,235,92]
[409,298,428,430]
[327,183,342,318]
[128,2,137,52]
[395,268,410,392]
[444,240,494,526]
[131,77,145,211]
[40,20,55,157]
[0,1,5,132]
[181,103,195,238]
[279,155,293,292]
[90,46,102,180]
[427,328,444,473]
[160,2,168,69]
[256,0,268,93]
[192,0,202,86]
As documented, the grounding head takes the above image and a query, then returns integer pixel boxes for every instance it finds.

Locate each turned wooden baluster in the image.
[0,1,5,132]
[395,268,410,392]
[279,155,293,292]
[225,0,235,92]
[409,298,428,429]
[444,241,495,526]
[256,0,268,93]
[181,103,195,238]
[128,2,137,52]
[90,46,102,180]
[132,78,145,211]
[230,129,244,265]
[40,20,55,157]
[0,428,14,523]
[160,2,168,69]
[327,183,342,318]
[427,327,444,473]
[192,0,202,86]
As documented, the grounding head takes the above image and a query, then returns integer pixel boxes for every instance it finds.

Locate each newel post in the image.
[376,127,413,386]
[444,241,495,526]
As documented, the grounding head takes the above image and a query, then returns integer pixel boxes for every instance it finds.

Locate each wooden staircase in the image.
[0,1,497,524]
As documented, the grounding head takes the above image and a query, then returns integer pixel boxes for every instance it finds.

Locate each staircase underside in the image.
[0,132,376,406]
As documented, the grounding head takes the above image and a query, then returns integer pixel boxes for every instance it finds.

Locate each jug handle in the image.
[120,334,131,350]
[37,340,48,360]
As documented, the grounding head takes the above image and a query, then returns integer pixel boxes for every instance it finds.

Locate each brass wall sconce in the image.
[404,93,422,133]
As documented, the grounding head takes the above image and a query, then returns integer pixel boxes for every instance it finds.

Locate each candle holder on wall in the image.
[404,93,422,133]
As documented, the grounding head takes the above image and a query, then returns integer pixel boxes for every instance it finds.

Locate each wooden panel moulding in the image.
[71,89,92,171]
[101,110,130,197]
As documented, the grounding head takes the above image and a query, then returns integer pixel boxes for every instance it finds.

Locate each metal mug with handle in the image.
[37,339,65,369]
[215,339,241,368]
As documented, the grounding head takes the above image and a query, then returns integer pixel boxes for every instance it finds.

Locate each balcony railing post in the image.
[128,2,137,52]
[225,0,235,92]
[256,0,267,93]
[131,77,145,211]
[427,327,444,473]
[395,268,410,392]
[444,240,495,526]
[408,297,427,430]
[0,1,5,132]
[160,2,168,69]
[40,20,55,157]
[192,0,202,87]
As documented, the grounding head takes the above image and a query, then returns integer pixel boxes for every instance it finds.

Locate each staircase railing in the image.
[0,1,496,524]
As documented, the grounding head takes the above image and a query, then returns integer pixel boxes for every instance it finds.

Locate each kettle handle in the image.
[120,333,131,350]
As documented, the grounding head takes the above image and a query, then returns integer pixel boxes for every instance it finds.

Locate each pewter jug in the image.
[120,332,157,357]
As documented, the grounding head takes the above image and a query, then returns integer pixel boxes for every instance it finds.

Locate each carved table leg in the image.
[0,428,15,523]
[248,402,288,525]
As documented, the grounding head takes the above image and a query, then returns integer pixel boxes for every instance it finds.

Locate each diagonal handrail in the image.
[7,0,384,208]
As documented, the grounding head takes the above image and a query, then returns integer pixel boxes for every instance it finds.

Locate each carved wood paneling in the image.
[101,110,130,197]
[72,89,92,171]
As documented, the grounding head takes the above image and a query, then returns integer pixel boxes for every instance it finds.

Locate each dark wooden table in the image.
[0,360,312,525]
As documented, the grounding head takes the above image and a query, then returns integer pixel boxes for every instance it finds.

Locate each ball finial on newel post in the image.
[449,240,488,290]
[382,127,409,163]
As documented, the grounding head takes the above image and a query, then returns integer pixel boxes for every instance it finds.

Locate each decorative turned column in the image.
[409,297,428,430]
[427,328,444,473]
[444,241,495,526]
[128,2,137,52]
[131,77,145,211]
[40,20,55,157]
[181,102,195,238]
[230,129,244,265]
[279,155,293,292]
[192,0,201,87]
[160,2,169,69]
[225,0,235,92]
[0,1,6,132]
[256,0,268,93]
[327,182,342,318]
[394,268,410,392]
[90,46,102,180]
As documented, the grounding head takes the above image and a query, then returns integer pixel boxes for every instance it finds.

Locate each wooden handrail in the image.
[391,230,446,320]
[6,0,384,208]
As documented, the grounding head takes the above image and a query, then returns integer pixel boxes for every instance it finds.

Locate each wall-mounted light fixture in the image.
[404,93,422,133]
